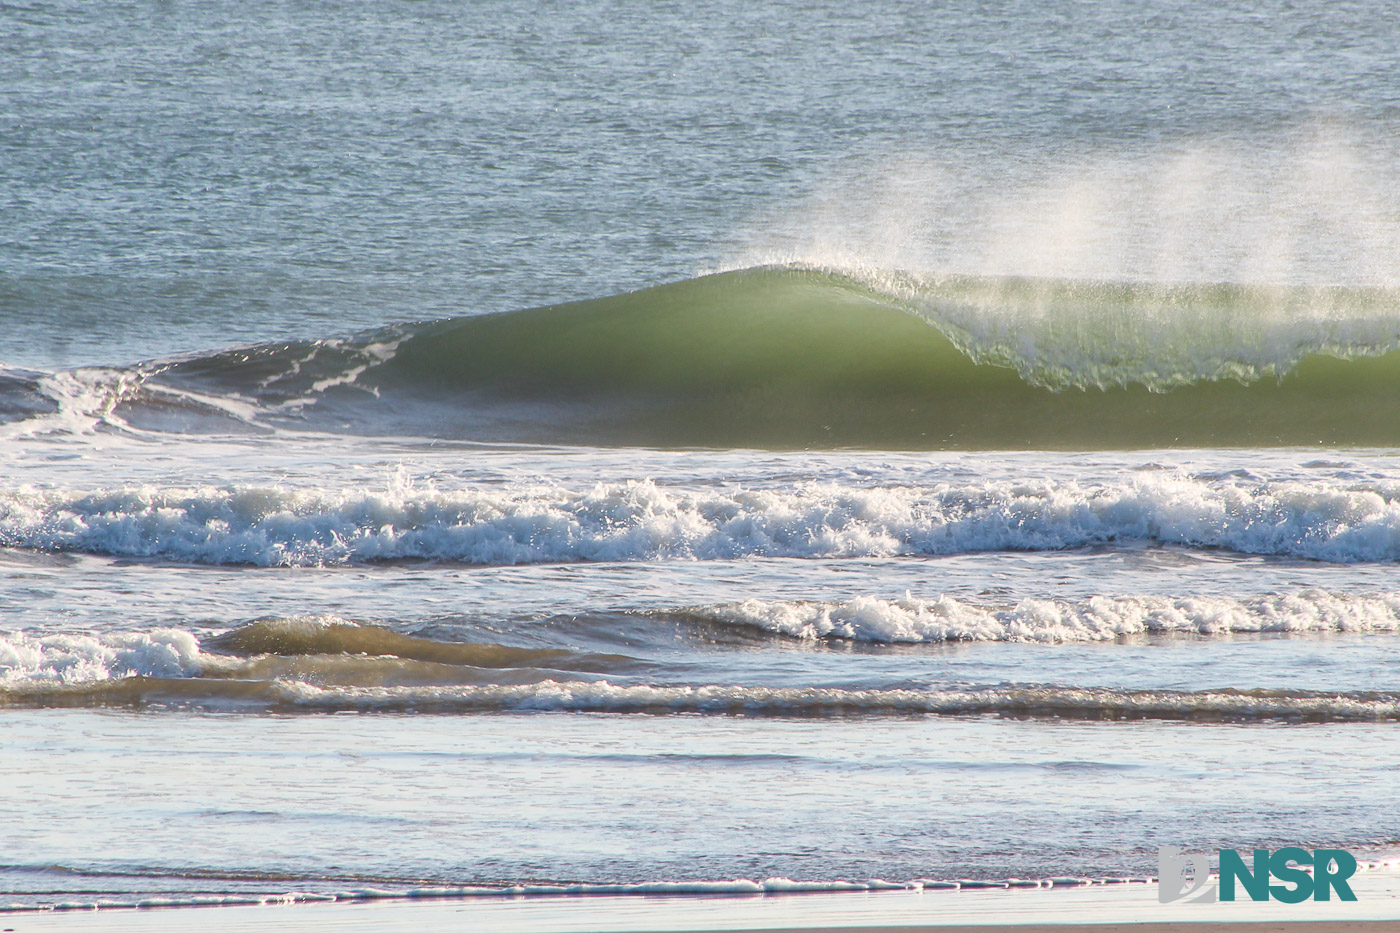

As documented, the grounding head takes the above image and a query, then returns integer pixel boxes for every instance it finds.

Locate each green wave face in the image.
[373,266,1400,449]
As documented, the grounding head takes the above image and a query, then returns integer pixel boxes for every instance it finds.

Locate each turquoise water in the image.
[3,0,1400,914]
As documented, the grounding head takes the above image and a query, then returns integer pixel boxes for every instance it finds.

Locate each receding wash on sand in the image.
[4,0,1400,929]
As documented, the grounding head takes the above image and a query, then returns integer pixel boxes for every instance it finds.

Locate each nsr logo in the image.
[1159,846,1359,904]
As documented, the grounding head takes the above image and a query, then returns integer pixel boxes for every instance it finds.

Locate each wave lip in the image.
[6,473,1400,566]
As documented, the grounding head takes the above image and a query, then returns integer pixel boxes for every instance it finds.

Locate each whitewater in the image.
[8,470,1400,565]
[6,0,1400,920]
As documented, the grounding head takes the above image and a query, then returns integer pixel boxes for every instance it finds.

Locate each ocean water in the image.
[4,0,1400,916]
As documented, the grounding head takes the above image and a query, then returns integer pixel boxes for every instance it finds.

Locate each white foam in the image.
[700,591,1400,643]
[5,474,1400,565]
[0,630,205,685]
[266,336,403,411]
[0,365,262,441]
[0,368,143,440]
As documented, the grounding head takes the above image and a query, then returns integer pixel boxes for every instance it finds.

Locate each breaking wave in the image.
[6,473,1400,565]
[5,266,1400,448]
[692,591,1400,643]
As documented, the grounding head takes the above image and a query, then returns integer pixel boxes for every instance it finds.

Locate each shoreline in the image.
[9,860,1400,914]
[7,870,1400,933]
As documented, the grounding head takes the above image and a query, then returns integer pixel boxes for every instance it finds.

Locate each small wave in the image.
[206,617,583,668]
[693,592,1400,643]
[5,474,1400,565]
[6,676,1400,722]
[0,617,635,689]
